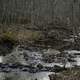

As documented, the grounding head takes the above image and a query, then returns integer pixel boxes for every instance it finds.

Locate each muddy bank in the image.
[0,23,75,56]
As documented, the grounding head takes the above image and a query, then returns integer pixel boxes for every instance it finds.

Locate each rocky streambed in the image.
[0,45,80,80]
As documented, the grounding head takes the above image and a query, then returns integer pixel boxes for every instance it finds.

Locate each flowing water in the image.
[0,45,80,80]
[0,46,54,80]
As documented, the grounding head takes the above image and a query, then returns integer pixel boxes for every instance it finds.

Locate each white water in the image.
[64,50,80,54]
[64,50,80,66]
[19,72,54,80]
[0,56,3,63]
[3,46,54,80]
[2,46,80,80]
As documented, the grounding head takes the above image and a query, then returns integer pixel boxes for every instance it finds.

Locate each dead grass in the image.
[0,24,43,43]
[49,68,80,80]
